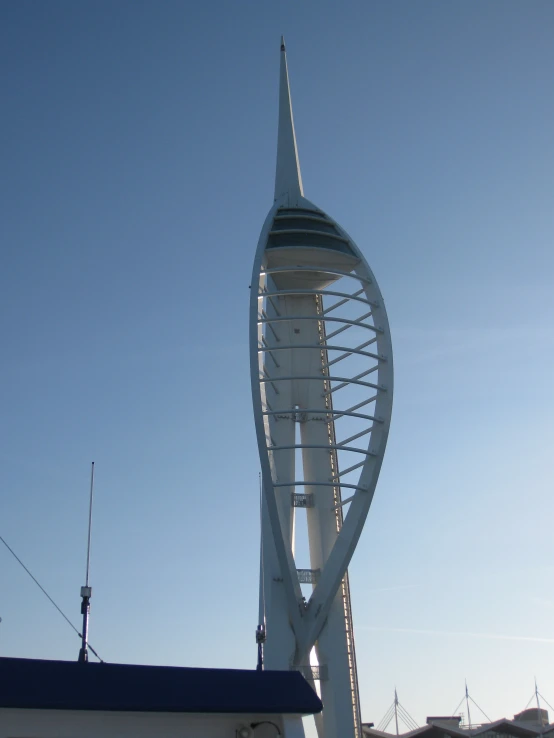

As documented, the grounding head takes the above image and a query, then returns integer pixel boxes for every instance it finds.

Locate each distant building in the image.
[363,708,553,738]
[0,656,322,737]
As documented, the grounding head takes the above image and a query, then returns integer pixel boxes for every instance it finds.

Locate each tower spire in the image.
[275,37,304,205]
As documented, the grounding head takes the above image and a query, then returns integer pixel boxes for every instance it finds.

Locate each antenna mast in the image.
[535,678,544,734]
[465,681,473,734]
[78,462,95,663]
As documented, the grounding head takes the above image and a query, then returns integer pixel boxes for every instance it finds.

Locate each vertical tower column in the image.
[258,275,297,670]
[295,294,360,737]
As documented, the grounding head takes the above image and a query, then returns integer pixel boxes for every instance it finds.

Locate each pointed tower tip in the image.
[274,38,304,204]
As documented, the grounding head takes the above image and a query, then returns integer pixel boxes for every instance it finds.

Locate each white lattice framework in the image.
[249,39,393,738]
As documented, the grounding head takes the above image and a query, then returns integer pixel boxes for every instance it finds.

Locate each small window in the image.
[267,231,354,255]
[277,208,326,218]
[272,218,338,234]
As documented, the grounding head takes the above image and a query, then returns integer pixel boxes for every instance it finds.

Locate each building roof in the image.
[363,717,554,738]
[0,657,323,715]
[478,719,548,738]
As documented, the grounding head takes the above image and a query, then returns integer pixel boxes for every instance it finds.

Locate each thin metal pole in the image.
[78,462,94,663]
[535,678,543,733]
[86,462,95,587]
[465,681,473,734]
[394,688,399,736]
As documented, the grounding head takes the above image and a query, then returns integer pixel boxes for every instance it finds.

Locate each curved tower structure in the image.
[250,40,394,738]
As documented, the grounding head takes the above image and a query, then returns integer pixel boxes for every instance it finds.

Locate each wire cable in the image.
[0,534,103,662]
[377,702,396,731]
[469,696,491,724]
[378,698,419,733]
[397,703,419,731]
[524,693,536,710]
[538,691,554,714]
[451,696,465,718]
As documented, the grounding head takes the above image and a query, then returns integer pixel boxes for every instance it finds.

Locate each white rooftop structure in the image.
[363,708,554,738]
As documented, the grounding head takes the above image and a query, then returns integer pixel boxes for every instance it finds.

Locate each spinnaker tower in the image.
[250,38,394,738]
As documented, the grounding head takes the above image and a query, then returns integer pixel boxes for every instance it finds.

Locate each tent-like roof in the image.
[363,718,554,738]
[0,657,323,715]
[475,719,549,738]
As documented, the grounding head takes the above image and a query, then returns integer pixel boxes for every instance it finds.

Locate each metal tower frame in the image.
[250,39,393,738]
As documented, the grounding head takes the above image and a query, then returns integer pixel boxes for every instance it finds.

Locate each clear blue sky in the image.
[2,1,554,733]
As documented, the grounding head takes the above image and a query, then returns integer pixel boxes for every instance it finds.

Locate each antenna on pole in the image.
[78,462,95,663]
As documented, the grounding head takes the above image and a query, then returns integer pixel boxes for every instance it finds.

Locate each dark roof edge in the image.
[0,656,322,716]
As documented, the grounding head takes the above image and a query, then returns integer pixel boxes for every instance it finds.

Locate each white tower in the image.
[250,40,394,738]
